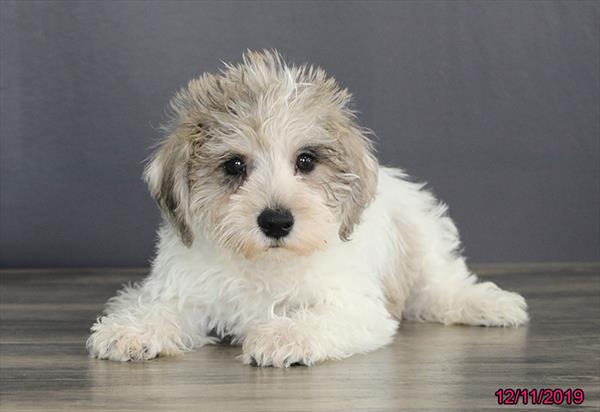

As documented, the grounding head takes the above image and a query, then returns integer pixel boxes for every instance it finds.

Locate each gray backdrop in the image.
[1,1,598,268]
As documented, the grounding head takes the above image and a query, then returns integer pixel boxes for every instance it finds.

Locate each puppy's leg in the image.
[87,282,213,361]
[404,259,528,327]
[241,296,398,367]
[380,173,529,327]
[380,170,528,327]
[401,224,528,327]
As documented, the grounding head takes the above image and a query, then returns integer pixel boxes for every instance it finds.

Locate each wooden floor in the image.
[0,264,599,411]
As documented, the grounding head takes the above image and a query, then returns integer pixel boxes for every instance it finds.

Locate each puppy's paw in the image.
[466,283,529,327]
[240,320,321,368]
[86,316,185,362]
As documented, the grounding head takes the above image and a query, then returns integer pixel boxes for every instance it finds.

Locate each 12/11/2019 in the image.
[495,388,584,406]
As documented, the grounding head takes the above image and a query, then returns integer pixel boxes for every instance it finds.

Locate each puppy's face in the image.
[145,51,378,260]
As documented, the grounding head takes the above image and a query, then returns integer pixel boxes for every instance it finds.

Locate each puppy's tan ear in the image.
[144,132,194,247]
[338,126,379,241]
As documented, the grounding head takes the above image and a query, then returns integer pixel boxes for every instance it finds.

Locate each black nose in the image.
[257,208,294,239]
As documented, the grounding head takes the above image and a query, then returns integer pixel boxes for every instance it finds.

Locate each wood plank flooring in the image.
[0,264,599,411]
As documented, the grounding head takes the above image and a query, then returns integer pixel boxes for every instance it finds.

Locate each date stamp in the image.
[495,388,585,406]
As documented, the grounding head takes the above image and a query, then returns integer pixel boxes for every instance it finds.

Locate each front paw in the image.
[87,316,175,362]
[241,320,320,368]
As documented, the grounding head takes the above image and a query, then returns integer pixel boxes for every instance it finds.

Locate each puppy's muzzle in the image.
[257,208,294,239]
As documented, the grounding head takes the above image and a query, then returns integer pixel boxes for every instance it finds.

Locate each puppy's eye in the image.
[223,157,246,176]
[296,153,316,173]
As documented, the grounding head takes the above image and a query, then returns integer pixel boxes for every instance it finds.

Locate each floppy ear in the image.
[337,125,379,241]
[144,132,194,247]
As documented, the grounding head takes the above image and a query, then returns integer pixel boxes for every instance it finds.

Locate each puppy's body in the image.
[87,51,528,367]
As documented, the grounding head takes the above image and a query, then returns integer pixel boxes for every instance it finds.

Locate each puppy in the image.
[87,50,528,367]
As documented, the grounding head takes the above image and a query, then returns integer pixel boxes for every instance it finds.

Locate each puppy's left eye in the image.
[296,153,316,173]
[223,156,246,177]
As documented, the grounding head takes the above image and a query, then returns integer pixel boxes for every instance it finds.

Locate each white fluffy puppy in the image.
[87,50,528,367]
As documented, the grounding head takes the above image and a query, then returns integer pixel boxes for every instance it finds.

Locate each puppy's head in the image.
[145,50,378,260]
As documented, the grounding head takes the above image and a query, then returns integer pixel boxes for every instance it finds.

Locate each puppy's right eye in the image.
[223,157,246,177]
